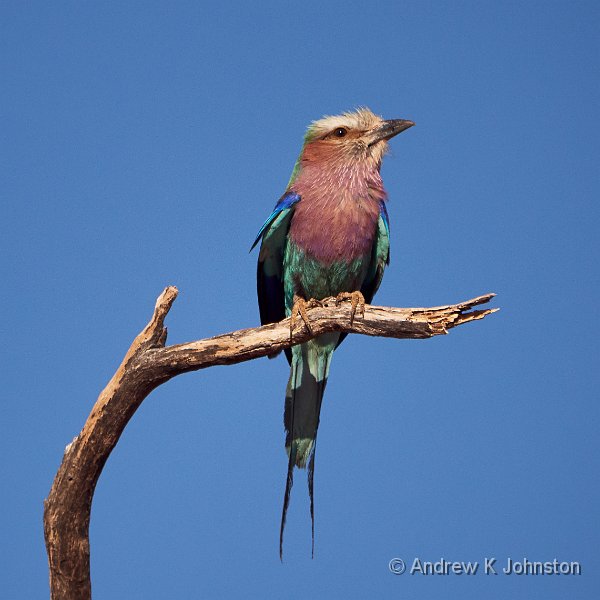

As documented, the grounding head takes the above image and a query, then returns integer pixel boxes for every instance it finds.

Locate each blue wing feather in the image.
[378,199,390,265]
[361,200,391,302]
[251,192,300,251]
[254,193,300,362]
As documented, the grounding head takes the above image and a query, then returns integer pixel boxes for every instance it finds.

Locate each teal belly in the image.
[283,241,369,314]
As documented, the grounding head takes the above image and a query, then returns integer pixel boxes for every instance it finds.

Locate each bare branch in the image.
[43,287,497,599]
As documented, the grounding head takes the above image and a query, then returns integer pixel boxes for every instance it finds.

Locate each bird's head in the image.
[289,108,414,184]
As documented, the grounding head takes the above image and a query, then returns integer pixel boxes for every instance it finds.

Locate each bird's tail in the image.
[280,333,337,559]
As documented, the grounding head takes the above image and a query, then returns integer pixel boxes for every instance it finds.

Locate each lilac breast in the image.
[289,164,385,264]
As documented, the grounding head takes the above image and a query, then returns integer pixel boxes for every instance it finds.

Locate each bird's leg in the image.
[290,295,323,339]
[335,291,366,326]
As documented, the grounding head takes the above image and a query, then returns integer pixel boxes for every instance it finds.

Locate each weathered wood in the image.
[43,286,497,599]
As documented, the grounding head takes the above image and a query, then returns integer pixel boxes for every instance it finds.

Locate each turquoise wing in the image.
[252,192,301,329]
[361,199,390,303]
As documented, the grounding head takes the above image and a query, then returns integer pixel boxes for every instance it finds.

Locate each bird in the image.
[251,108,414,558]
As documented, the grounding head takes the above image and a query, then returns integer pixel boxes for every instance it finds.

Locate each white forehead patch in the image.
[306,107,382,140]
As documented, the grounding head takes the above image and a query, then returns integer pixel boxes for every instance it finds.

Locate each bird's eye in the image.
[333,127,347,138]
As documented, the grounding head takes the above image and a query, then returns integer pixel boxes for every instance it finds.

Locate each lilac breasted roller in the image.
[251,108,414,557]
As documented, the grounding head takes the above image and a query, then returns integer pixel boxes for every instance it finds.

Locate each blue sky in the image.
[2,1,599,598]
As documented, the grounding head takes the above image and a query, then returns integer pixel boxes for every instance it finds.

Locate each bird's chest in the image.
[288,194,379,264]
[284,195,379,303]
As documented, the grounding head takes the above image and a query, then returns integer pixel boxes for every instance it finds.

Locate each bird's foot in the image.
[290,296,323,339]
[335,291,366,325]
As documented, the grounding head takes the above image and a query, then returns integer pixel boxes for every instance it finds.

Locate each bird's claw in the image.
[335,291,366,325]
[290,296,323,339]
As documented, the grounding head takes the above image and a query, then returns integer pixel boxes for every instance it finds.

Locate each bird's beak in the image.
[367,119,415,146]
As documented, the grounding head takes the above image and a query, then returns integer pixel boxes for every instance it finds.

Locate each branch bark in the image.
[43,287,497,599]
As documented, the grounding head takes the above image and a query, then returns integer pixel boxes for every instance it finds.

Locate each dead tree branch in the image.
[43,286,497,599]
